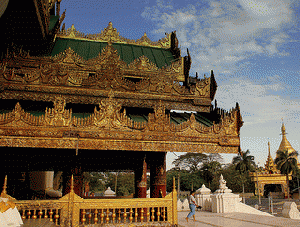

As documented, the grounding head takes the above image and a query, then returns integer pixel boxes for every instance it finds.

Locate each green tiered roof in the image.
[50,37,176,68]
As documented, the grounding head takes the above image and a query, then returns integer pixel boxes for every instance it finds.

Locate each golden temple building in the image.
[250,123,296,198]
[0,0,243,226]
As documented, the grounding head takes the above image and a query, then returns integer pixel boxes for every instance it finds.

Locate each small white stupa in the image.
[195,184,212,211]
[211,174,240,213]
[196,184,211,194]
[104,187,116,197]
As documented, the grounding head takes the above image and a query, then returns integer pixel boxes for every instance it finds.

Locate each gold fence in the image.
[11,177,178,226]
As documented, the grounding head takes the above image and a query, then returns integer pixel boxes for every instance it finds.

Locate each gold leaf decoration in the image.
[57,23,171,49]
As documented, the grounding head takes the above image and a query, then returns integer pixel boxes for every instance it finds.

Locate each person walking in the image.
[186,190,198,222]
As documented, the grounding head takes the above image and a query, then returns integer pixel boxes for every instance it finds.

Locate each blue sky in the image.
[60,0,300,169]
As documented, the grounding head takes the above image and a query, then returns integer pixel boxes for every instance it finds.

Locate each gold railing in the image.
[9,176,178,226]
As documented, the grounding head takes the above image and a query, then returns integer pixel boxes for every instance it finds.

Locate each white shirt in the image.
[188,194,197,206]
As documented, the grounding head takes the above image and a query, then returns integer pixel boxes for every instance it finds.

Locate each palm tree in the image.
[274,149,299,199]
[232,150,255,202]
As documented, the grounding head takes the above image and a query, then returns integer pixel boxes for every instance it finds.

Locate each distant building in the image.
[250,123,296,198]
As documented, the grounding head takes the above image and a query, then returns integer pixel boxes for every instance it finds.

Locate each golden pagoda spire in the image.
[264,141,277,174]
[278,122,295,154]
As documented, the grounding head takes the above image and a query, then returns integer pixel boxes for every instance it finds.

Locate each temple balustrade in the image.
[5,176,178,226]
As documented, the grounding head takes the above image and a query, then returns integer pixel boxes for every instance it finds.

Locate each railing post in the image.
[172,177,178,225]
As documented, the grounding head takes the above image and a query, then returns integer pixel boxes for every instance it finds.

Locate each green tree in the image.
[221,164,255,193]
[233,150,255,173]
[274,149,299,199]
[166,169,205,192]
[206,153,224,163]
[106,171,135,196]
[201,161,222,188]
[172,153,207,172]
[83,172,106,193]
[232,150,255,201]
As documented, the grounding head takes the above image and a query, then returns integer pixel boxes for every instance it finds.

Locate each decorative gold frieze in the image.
[58,22,171,49]
[0,97,242,153]
[0,44,214,109]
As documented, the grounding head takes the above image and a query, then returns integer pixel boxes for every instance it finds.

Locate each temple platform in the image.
[178,211,300,227]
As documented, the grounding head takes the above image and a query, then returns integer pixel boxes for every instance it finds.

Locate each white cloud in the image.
[215,78,299,126]
[142,0,296,76]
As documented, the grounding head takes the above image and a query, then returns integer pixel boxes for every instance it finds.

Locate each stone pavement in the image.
[178,211,300,227]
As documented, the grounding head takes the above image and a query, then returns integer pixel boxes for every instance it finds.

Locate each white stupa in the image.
[104,187,116,197]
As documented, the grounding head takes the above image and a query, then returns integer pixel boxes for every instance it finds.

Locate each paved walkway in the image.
[178,211,300,227]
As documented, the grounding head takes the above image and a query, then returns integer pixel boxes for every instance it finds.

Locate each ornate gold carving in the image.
[0,44,215,110]
[57,22,171,49]
[0,97,242,153]
[147,101,170,132]
[52,47,84,65]
[128,55,158,71]
[196,77,210,97]
[137,158,147,188]
[93,91,123,129]
[45,96,72,126]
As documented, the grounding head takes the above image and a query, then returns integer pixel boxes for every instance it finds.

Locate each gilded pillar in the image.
[135,157,148,198]
[150,152,166,198]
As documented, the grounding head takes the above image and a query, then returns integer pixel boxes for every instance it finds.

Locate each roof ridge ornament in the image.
[57,22,171,48]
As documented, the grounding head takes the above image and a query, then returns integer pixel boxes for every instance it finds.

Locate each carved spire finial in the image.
[70,175,74,192]
[281,122,286,136]
[69,24,76,38]
[1,175,7,197]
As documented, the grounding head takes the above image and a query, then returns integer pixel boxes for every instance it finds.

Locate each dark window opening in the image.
[123,77,142,83]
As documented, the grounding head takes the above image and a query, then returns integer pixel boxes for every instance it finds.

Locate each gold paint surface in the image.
[0,97,242,153]
[57,22,171,49]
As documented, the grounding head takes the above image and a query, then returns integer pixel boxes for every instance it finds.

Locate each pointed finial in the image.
[143,32,147,37]
[268,141,271,156]
[69,24,76,38]
[1,175,7,196]
[281,122,286,135]
[108,21,113,28]
[70,175,74,192]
